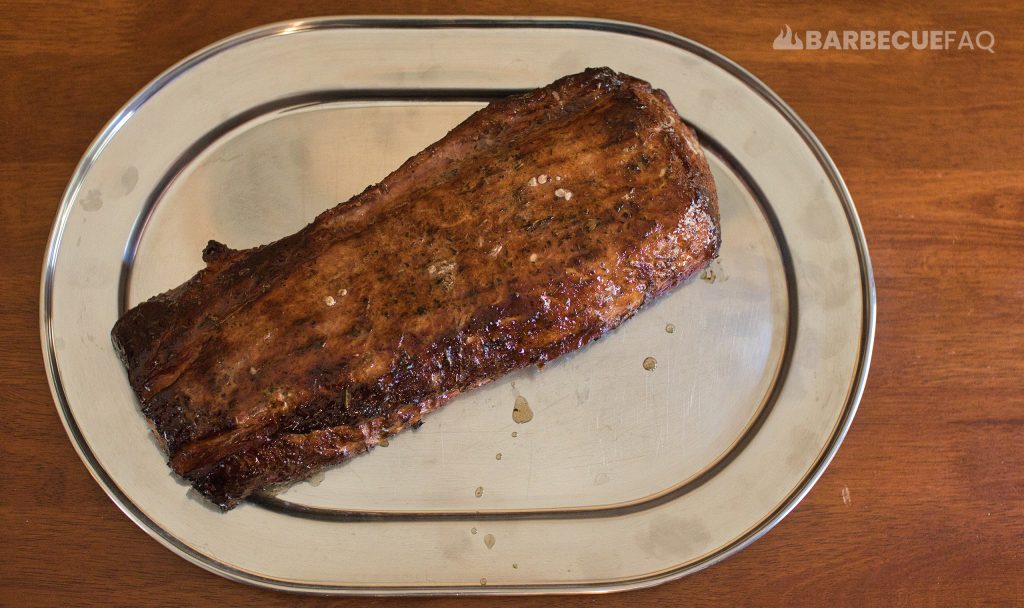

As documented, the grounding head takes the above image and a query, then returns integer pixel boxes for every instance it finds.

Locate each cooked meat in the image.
[111,67,720,509]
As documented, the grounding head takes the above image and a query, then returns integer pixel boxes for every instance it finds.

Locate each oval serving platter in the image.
[41,17,874,595]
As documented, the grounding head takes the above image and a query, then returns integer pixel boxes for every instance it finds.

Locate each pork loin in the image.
[111,67,720,509]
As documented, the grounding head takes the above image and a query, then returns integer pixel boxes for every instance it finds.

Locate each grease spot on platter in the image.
[121,166,139,195]
[512,396,533,423]
[81,189,103,211]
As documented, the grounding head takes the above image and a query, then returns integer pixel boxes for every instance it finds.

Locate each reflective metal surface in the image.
[41,16,874,595]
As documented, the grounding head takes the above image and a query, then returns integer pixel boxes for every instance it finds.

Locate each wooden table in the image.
[3,2,1021,605]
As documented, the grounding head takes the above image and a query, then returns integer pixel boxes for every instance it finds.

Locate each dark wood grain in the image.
[2,1,1022,606]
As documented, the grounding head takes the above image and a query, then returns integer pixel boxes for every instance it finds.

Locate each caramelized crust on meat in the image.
[111,68,720,509]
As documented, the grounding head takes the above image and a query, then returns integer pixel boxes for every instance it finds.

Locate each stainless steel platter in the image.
[41,16,874,595]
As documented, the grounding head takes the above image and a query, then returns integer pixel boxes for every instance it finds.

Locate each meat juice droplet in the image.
[471,527,478,535]
[475,486,484,498]
[495,453,503,460]
[512,396,533,423]
[665,323,675,334]
[643,356,657,371]
[484,534,496,549]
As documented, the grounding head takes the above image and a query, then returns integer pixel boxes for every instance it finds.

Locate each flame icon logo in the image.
[773,24,804,50]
